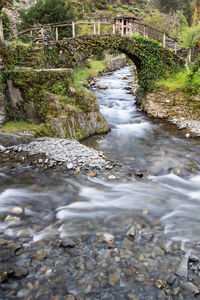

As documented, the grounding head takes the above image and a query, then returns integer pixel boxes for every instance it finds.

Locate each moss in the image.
[3,69,73,120]
[1,120,44,135]
[42,34,183,94]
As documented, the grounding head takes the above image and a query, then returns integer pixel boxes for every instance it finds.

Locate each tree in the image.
[150,0,192,23]
[179,10,200,68]
[20,0,74,38]
[179,10,200,50]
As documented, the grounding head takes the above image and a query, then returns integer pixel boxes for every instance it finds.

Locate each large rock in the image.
[0,89,6,127]
[0,132,33,147]
[107,55,127,71]
[4,69,110,140]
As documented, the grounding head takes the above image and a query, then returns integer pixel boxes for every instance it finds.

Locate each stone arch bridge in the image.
[49,34,183,92]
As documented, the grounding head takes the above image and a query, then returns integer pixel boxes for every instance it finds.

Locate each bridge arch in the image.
[49,34,183,93]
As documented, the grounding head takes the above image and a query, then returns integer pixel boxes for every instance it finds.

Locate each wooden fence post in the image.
[72,21,76,38]
[113,23,116,34]
[163,33,166,48]
[55,27,58,41]
[188,48,192,63]
[94,22,96,35]
[175,42,177,55]
[98,20,101,35]
[41,26,44,40]
[0,15,4,41]
[143,26,146,38]
[121,19,124,36]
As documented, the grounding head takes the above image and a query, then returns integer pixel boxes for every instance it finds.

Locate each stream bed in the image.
[1,67,200,299]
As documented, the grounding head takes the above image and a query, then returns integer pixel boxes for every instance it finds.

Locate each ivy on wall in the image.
[1,34,183,94]
[43,34,183,94]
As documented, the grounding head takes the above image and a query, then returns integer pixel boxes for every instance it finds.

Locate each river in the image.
[0,66,200,299]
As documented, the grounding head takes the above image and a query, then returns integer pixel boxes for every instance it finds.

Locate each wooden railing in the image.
[2,16,179,53]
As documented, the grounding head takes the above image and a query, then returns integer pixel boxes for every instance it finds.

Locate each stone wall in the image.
[0,46,6,128]
[4,69,110,140]
[107,55,127,71]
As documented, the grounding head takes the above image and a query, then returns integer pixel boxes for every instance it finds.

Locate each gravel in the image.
[3,137,113,170]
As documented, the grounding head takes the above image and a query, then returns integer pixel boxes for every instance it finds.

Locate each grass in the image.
[1,120,43,134]
[156,70,188,92]
[73,59,107,87]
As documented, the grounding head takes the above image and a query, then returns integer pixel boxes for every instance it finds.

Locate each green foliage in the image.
[0,42,14,68]
[1,120,44,135]
[156,69,187,92]
[49,35,183,93]
[192,54,200,73]
[179,10,200,50]
[51,82,67,95]
[185,68,200,95]
[20,0,74,37]
[94,52,106,61]
[2,11,11,40]
[95,0,108,10]
[2,69,73,120]
[150,0,191,23]
[73,59,107,87]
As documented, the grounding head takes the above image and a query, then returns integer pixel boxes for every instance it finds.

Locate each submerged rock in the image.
[97,233,115,243]
[176,254,189,279]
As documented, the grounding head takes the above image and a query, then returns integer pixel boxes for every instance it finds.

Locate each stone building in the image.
[114,15,141,36]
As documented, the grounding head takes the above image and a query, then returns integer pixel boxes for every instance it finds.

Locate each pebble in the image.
[176,254,189,279]
[108,175,116,180]
[86,171,97,177]
[0,270,8,283]
[66,163,74,169]
[60,237,77,248]
[0,144,5,152]
[182,282,199,295]
[97,233,115,243]
[10,206,23,214]
[126,225,136,239]
[5,215,21,222]
[5,138,112,170]
[108,272,120,286]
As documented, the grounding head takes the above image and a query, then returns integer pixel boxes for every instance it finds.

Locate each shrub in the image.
[185,68,200,95]
[20,0,74,37]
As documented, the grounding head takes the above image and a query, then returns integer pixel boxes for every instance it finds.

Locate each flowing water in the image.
[1,66,200,299]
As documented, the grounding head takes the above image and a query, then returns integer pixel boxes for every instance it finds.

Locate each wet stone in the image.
[14,266,28,279]
[126,225,137,239]
[10,206,23,214]
[0,249,11,261]
[85,258,96,271]
[108,272,120,286]
[182,282,199,295]
[5,215,21,222]
[59,237,77,248]
[176,254,189,279]
[0,270,8,283]
[96,233,115,243]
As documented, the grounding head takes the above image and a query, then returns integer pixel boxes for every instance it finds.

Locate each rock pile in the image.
[4,137,113,170]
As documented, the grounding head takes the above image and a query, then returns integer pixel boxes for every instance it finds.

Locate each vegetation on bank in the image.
[156,54,200,95]
[73,58,107,87]
[1,57,110,137]
[1,120,45,135]
[154,55,200,117]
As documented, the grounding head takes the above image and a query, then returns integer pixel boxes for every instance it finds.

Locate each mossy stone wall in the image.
[43,34,184,93]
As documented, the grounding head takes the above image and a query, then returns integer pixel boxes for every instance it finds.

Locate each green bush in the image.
[20,0,74,38]
[185,68,200,95]
[95,0,107,10]
[192,54,200,73]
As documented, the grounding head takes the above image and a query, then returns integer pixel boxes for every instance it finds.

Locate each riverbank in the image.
[137,66,200,138]
[1,67,200,299]
[0,55,127,142]
[139,88,200,137]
